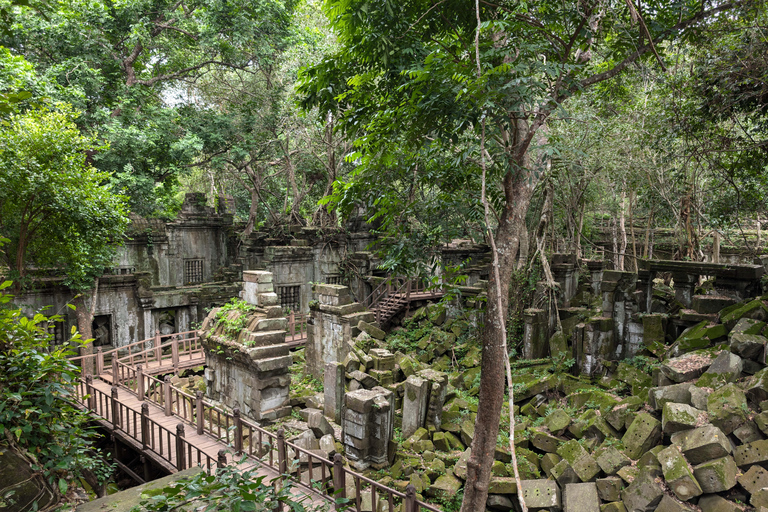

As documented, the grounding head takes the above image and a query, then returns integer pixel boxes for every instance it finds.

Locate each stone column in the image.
[343,388,394,470]
[671,272,697,309]
[324,361,345,424]
[523,308,548,359]
[306,284,374,379]
[242,270,279,308]
[402,375,430,438]
[419,369,448,430]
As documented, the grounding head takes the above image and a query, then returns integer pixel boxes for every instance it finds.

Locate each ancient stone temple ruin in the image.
[198,271,292,421]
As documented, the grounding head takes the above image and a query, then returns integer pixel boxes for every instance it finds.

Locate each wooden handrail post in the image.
[164,375,173,416]
[333,453,346,511]
[289,311,295,337]
[196,391,204,435]
[277,428,287,478]
[97,347,104,376]
[141,403,150,450]
[233,408,243,454]
[111,385,119,430]
[172,337,179,374]
[85,374,96,411]
[217,449,227,469]
[137,365,145,400]
[154,332,161,363]
[112,358,119,386]
[405,484,419,512]
[175,423,186,471]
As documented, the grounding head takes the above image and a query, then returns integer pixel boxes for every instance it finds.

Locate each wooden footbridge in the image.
[364,278,444,326]
[71,326,440,512]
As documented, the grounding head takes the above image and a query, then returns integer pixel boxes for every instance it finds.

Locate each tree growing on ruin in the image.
[299,0,761,509]
[0,106,129,368]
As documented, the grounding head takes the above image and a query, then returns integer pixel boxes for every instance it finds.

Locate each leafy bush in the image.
[0,281,113,499]
[130,458,328,512]
[213,299,256,340]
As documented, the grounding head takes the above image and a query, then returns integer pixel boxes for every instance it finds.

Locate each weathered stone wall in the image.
[200,272,291,421]
[306,284,375,379]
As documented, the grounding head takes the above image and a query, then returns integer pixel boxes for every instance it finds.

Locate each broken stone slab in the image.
[658,445,702,501]
[697,494,742,512]
[688,385,712,410]
[730,332,767,360]
[563,482,599,512]
[596,446,631,475]
[487,494,514,511]
[696,351,743,388]
[460,419,474,447]
[358,320,385,340]
[530,430,562,453]
[692,456,738,493]
[401,375,430,439]
[748,367,768,404]
[557,440,600,482]
[720,298,768,330]
[661,351,714,382]
[426,473,462,499]
[595,476,623,502]
[622,412,662,459]
[520,479,561,510]
[738,464,768,494]
[706,382,748,435]
[733,438,768,467]
[662,402,702,434]
[648,383,693,410]
[307,410,335,438]
[729,317,766,337]
[621,468,664,512]
[546,409,572,435]
[551,459,580,488]
[605,396,644,430]
[734,419,764,443]
[670,425,732,465]
[654,494,696,512]
[488,477,517,495]
[347,370,378,389]
[753,489,768,510]
[600,503,627,512]
[541,453,562,478]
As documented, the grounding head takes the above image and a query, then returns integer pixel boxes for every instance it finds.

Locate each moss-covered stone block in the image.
[530,430,562,453]
[692,456,737,493]
[622,412,662,460]
[707,382,748,435]
[621,468,664,512]
[658,445,702,501]
[662,402,701,434]
[540,453,561,478]
[670,425,731,465]
[596,445,631,475]
[545,409,571,434]
[720,299,768,330]
[557,439,600,482]
[426,473,462,499]
[551,459,579,487]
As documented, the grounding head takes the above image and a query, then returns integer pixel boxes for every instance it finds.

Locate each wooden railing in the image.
[363,278,439,325]
[78,368,440,510]
[287,312,308,342]
[75,376,219,474]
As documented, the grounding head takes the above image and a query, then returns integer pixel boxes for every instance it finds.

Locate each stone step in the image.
[238,329,286,347]
[247,344,290,360]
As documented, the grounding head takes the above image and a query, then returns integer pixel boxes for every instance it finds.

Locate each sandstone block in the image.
[622,412,662,460]
[621,468,664,512]
[520,479,561,510]
[563,482,599,512]
[595,476,622,502]
[670,425,732,465]
[707,383,748,435]
[739,465,768,494]
[658,445,702,501]
[662,402,701,434]
[733,438,768,467]
[692,456,737,493]
[557,440,600,482]
[596,446,631,475]
[698,494,742,512]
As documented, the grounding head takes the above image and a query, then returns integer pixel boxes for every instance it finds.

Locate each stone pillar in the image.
[419,369,448,430]
[523,308,548,359]
[343,388,394,470]
[402,375,430,439]
[306,284,374,379]
[671,272,697,308]
[324,361,345,424]
[585,260,604,296]
[242,271,279,308]
[572,317,614,377]
[551,254,578,306]
[636,269,652,313]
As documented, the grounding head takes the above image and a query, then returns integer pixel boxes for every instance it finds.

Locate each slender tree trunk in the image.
[713,230,721,263]
[629,189,638,272]
[611,217,619,269]
[576,203,585,260]
[242,186,260,239]
[643,206,654,259]
[462,174,534,512]
[618,189,627,271]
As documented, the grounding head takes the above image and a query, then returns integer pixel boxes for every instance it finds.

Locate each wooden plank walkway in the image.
[77,378,326,507]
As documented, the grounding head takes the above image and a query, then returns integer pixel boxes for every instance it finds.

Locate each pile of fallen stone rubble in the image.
[285,294,768,512]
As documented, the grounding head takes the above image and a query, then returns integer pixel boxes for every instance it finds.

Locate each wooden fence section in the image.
[75,354,440,510]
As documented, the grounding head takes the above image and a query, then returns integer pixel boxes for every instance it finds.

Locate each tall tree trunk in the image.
[643,206,654,259]
[242,185,260,239]
[629,189,638,272]
[713,230,721,263]
[576,203,585,260]
[611,217,619,269]
[462,174,534,512]
[618,189,627,271]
